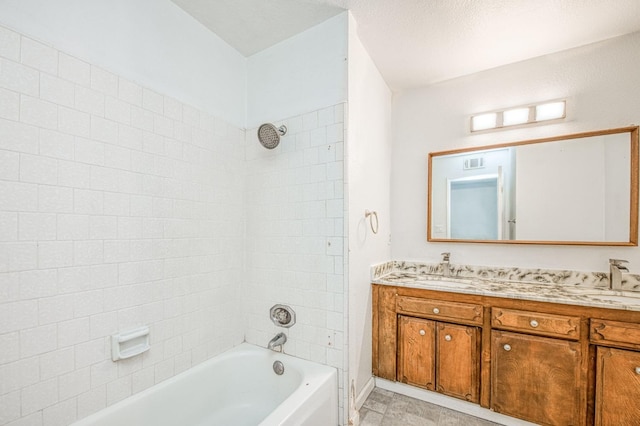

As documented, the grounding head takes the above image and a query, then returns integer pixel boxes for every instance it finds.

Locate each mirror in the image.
[428,126,639,246]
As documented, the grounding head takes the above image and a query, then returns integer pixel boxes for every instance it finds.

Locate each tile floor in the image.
[359,388,503,426]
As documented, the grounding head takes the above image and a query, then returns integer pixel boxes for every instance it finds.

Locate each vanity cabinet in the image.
[591,319,640,425]
[491,330,582,425]
[398,316,480,402]
[372,284,640,425]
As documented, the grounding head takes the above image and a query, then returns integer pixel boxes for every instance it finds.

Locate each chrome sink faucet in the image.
[267,332,287,352]
[609,259,629,290]
[441,252,451,277]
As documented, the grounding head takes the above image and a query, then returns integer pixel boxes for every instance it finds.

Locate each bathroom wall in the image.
[0,0,246,128]
[0,25,245,426]
[346,14,393,415]
[392,31,640,272]
[246,13,348,129]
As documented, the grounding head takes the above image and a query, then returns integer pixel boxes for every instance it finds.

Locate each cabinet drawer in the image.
[397,296,483,325]
[491,308,580,340]
[591,319,640,349]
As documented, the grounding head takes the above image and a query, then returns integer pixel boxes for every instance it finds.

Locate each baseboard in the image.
[355,376,375,410]
[374,378,537,426]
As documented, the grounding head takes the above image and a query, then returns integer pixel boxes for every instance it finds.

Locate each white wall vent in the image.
[463,157,485,170]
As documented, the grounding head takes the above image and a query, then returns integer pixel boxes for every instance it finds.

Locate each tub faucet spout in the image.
[268,332,287,352]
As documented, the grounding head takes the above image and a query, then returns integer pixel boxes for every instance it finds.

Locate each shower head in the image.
[257,123,287,149]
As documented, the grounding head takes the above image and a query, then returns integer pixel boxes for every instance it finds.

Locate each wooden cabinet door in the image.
[436,322,480,403]
[491,330,583,425]
[398,316,435,390]
[595,346,640,425]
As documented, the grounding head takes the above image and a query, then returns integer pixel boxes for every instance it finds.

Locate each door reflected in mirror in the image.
[428,126,639,246]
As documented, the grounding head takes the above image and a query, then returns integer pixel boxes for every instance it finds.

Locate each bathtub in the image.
[71,343,338,426]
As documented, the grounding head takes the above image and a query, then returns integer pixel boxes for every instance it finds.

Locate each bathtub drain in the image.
[273,360,285,375]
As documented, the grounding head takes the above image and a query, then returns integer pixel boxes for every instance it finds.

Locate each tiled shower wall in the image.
[0,26,245,426]
[244,106,347,422]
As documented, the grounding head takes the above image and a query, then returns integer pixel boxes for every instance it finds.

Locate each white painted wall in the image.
[246,13,348,129]
[392,31,640,272]
[0,0,246,128]
[346,14,392,418]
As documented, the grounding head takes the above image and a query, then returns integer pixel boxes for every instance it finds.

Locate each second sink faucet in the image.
[609,258,629,290]
[441,252,451,277]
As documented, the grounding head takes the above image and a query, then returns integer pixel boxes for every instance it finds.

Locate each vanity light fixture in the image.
[470,99,566,132]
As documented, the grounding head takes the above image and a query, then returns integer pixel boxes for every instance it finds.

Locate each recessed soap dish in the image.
[270,304,296,328]
[111,326,150,361]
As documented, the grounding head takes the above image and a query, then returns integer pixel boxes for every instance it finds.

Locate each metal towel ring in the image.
[365,210,379,234]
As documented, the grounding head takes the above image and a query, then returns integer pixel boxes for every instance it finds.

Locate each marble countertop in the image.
[372,263,640,312]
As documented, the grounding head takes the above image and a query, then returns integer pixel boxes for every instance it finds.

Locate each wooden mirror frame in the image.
[427,126,639,246]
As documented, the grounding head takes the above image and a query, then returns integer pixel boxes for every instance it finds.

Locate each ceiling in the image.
[171,0,640,91]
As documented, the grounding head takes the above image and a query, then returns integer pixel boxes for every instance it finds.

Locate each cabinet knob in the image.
[419,329,426,336]
[635,367,640,375]
[444,334,452,341]
[433,308,440,314]
[530,320,539,328]
[503,344,512,351]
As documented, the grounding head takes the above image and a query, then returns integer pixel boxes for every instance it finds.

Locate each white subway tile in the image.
[58,52,90,86]
[163,96,182,121]
[104,144,131,170]
[0,357,40,394]
[5,412,43,426]
[0,149,19,181]
[74,189,104,214]
[57,106,90,138]
[0,87,19,120]
[75,86,104,116]
[117,124,143,150]
[309,127,327,147]
[20,95,58,130]
[88,216,117,240]
[131,366,154,394]
[20,154,58,185]
[2,242,38,272]
[38,294,75,325]
[57,317,90,348]
[57,159,91,189]
[105,96,131,125]
[59,367,90,400]
[73,240,104,266]
[19,269,57,299]
[40,74,74,108]
[90,359,117,387]
[18,212,56,240]
[154,357,175,383]
[118,78,142,106]
[0,331,19,364]
[89,166,119,193]
[39,129,74,160]
[21,377,58,415]
[75,338,106,369]
[0,118,39,154]
[39,347,75,380]
[90,116,117,144]
[0,57,39,97]
[130,106,154,131]
[73,290,104,318]
[102,192,130,216]
[106,376,131,405]
[74,137,105,166]
[38,185,73,213]
[21,37,57,75]
[90,66,118,97]
[56,214,89,240]
[142,89,163,114]
[20,324,57,357]
[0,211,18,241]
[42,398,77,426]
[38,241,73,268]
[76,385,105,419]
[0,390,21,425]
[303,111,318,130]
[153,114,173,137]
[0,26,20,61]
[89,311,117,340]
[117,217,142,240]
[0,271,20,303]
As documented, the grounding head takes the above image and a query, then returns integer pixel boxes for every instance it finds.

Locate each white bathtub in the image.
[71,343,338,426]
